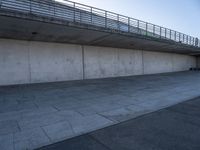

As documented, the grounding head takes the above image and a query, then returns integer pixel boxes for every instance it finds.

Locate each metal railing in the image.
[0,0,199,48]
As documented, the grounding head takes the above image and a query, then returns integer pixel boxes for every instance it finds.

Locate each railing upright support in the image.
[160,27,162,38]
[193,38,195,46]
[128,17,130,33]
[0,0,2,8]
[91,7,92,24]
[30,0,32,13]
[174,31,176,41]
[105,11,107,28]
[117,14,120,31]
[53,0,56,16]
[165,28,167,38]
[146,23,148,36]
[73,2,76,22]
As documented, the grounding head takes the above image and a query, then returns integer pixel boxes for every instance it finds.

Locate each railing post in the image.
[73,2,75,22]
[160,27,162,38]
[195,38,198,47]
[53,0,56,17]
[91,7,92,24]
[153,25,155,37]
[174,31,176,41]
[0,0,2,9]
[165,28,167,38]
[193,38,195,46]
[170,30,172,40]
[191,37,193,45]
[137,20,139,34]
[117,14,120,31]
[186,35,188,45]
[105,11,107,28]
[128,17,130,32]
[80,11,82,23]
[146,23,148,36]
[30,0,32,13]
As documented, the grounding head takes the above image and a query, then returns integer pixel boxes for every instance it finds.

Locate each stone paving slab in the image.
[38,97,200,150]
[0,71,200,150]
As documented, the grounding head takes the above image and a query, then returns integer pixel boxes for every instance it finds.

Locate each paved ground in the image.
[38,96,200,150]
[1,71,200,150]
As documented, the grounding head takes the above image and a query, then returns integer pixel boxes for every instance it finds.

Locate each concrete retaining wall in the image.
[197,57,200,68]
[0,39,196,85]
[29,42,83,83]
[84,46,143,79]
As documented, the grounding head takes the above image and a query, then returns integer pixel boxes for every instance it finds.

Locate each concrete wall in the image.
[143,51,173,74]
[84,46,143,79]
[0,39,83,85]
[0,39,196,85]
[172,54,196,72]
[29,42,83,83]
[0,40,30,85]
[197,57,200,68]
[143,51,196,74]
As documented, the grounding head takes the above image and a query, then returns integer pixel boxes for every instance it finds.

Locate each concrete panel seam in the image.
[82,45,85,80]
[171,53,174,72]
[28,41,32,83]
[142,50,144,75]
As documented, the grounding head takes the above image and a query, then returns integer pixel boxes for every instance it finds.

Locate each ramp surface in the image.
[38,96,200,150]
[1,71,200,150]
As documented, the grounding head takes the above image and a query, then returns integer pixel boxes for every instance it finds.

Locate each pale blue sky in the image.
[58,0,200,38]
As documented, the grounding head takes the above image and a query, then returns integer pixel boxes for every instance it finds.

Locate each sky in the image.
[57,0,200,38]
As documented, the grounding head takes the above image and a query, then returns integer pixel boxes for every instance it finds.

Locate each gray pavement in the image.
[38,96,200,150]
[1,71,200,150]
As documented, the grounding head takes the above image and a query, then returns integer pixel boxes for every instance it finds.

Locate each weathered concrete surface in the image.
[143,51,173,74]
[172,54,196,72]
[0,39,30,85]
[0,72,200,150]
[143,51,196,74]
[29,41,83,83]
[0,39,83,85]
[197,56,200,68]
[84,46,196,79]
[39,97,200,150]
[84,46,143,79]
[0,38,196,85]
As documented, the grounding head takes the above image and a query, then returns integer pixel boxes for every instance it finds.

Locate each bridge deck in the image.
[0,0,199,54]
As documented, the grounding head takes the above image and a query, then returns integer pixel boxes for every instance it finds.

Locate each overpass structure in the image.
[0,0,200,85]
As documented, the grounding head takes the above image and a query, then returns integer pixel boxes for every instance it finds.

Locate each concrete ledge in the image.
[0,9,200,54]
